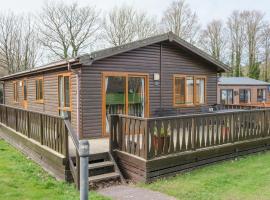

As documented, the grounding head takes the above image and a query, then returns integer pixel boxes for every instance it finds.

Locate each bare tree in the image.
[161,0,200,44]
[261,24,270,81]
[103,5,158,46]
[103,5,136,46]
[134,12,158,40]
[0,12,40,74]
[227,11,246,77]
[242,10,265,78]
[38,1,100,59]
[199,20,227,61]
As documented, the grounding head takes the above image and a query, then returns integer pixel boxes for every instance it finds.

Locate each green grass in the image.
[140,152,270,200]
[0,139,109,200]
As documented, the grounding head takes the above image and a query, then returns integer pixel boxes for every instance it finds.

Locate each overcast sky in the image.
[1,0,270,26]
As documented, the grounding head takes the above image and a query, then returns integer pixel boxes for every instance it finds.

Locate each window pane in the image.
[58,76,64,107]
[196,78,205,104]
[35,80,38,100]
[105,76,126,133]
[239,89,250,103]
[186,77,194,105]
[14,82,18,102]
[23,80,27,100]
[221,90,227,104]
[221,89,233,105]
[39,80,43,100]
[257,89,266,102]
[175,77,185,105]
[128,77,145,117]
[64,76,70,107]
[228,90,233,104]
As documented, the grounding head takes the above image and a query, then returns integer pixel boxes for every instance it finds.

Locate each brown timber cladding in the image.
[81,41,218,138]
[3,69,78,134]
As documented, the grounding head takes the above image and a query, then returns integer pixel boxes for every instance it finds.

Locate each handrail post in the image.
[79,140,89,200]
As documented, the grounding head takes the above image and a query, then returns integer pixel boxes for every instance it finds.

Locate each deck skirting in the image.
[0,124,69,181]
[114,136,270,182]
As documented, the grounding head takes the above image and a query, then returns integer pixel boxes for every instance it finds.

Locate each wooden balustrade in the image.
[0,104,68,156]
[110,109,270,160]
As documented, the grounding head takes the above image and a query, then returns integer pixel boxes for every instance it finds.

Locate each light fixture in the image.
[154,73,160,81]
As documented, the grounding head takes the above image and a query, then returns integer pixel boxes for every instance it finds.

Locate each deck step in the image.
[89,161,114,170]
[89,172,120,183]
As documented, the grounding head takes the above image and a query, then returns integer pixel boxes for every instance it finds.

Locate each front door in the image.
[102,73,149,136]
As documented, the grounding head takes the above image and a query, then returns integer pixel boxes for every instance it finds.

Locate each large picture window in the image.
[35,78,44,102]
[173,75,206,106]
[239,89,251,104]
[220,89,233,105]
[257,89,266,102]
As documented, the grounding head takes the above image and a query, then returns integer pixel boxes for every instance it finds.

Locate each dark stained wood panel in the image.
[4,69,78,136]
[81,41,218,138]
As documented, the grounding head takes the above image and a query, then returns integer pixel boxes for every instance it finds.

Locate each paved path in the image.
[98,185,177,200]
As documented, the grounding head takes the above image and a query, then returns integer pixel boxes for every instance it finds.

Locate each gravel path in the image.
[98,185,177,200]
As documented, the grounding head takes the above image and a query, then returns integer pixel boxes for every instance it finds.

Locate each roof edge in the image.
[0,58,79,81]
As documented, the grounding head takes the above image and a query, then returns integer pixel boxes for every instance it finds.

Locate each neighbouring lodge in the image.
[0,32,229,139]
[218,77,270,105]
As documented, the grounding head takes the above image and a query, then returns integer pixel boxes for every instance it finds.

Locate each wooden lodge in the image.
[218,77,270,106]
[1,32,270,186]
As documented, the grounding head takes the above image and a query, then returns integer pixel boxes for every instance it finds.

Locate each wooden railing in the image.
[110,108,270,160]
[0,104,89,192]
[221,104,264,110]
[63,117,81,189]
[0,104,68,156]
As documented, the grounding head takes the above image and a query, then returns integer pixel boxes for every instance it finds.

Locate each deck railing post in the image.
[40,114,44,145]
[192,117,196,150]
[263,110,267,137]
[79,140,89,200]
[5,106,7,126]
[27,111,30,138]
[15,108,18,131]
[118,116,122,150]
[144,118,149,160]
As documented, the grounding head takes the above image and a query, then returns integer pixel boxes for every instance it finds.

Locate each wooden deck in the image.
[110,105,270,182]
[0,104,121,189]
[2,103,270,184]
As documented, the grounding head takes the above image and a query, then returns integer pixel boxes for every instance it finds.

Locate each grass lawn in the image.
[0,139,109,200]
[140,152,270,200]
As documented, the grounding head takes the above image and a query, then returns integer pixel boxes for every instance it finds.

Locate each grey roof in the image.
[0,32,230,81]
[218,77,270,86]
[81,32,230,72]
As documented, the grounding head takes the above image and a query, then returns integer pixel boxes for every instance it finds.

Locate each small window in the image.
[221,89,233,105]
[35,78,44,101]
[174,75,206,106]
[13,82,18,102]
[239,89,251,104]
[257,89,266,103]
[58,74,71,118]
